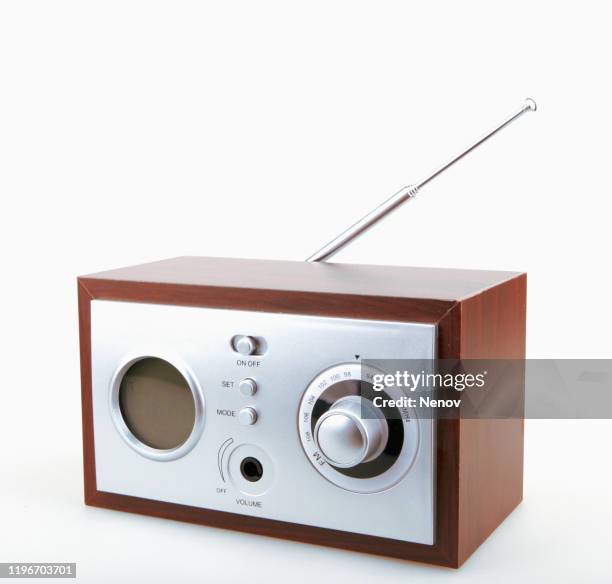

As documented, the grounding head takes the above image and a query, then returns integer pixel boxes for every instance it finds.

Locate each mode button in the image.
[238,407,258,426]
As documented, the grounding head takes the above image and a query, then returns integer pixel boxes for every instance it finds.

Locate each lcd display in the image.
[119,358,195,450]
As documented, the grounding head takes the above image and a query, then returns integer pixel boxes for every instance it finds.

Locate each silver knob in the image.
[235,336,257,356]
[314,396,388,468]
[239,378,258,396]
[238,407,258,426]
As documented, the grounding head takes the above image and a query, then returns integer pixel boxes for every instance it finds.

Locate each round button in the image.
[238,407,258,426]
[314,396,388,468]
[239,378,258,397]
[235,336,257,356]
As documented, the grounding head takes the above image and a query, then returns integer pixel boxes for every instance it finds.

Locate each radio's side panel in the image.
[456,274,527,566]
[78,280,97,505]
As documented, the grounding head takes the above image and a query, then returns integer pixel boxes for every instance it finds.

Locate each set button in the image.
[238,378,258,396]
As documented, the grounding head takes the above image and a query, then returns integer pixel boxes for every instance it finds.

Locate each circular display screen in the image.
[118,358,196,450]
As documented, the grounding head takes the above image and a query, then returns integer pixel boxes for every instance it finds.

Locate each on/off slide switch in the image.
[235,335,257,356]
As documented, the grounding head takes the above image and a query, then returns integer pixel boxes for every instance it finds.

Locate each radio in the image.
[78,100,534,568]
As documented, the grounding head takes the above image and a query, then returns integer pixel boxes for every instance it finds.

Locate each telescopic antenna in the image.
[306,98,537,263]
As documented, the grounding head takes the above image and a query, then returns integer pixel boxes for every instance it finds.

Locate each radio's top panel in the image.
[80,256,522,303]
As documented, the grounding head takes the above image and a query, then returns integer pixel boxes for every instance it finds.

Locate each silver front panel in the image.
[90,300,437,544]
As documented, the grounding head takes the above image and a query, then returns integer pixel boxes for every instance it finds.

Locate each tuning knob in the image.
[313,396,388,468]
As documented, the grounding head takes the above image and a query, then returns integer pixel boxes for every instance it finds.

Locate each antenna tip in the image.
[524,97,537,112]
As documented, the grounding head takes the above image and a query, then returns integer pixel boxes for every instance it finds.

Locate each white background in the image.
[1,1,610,582]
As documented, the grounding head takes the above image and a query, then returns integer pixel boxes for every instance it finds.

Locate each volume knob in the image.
[314,396,388,468]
